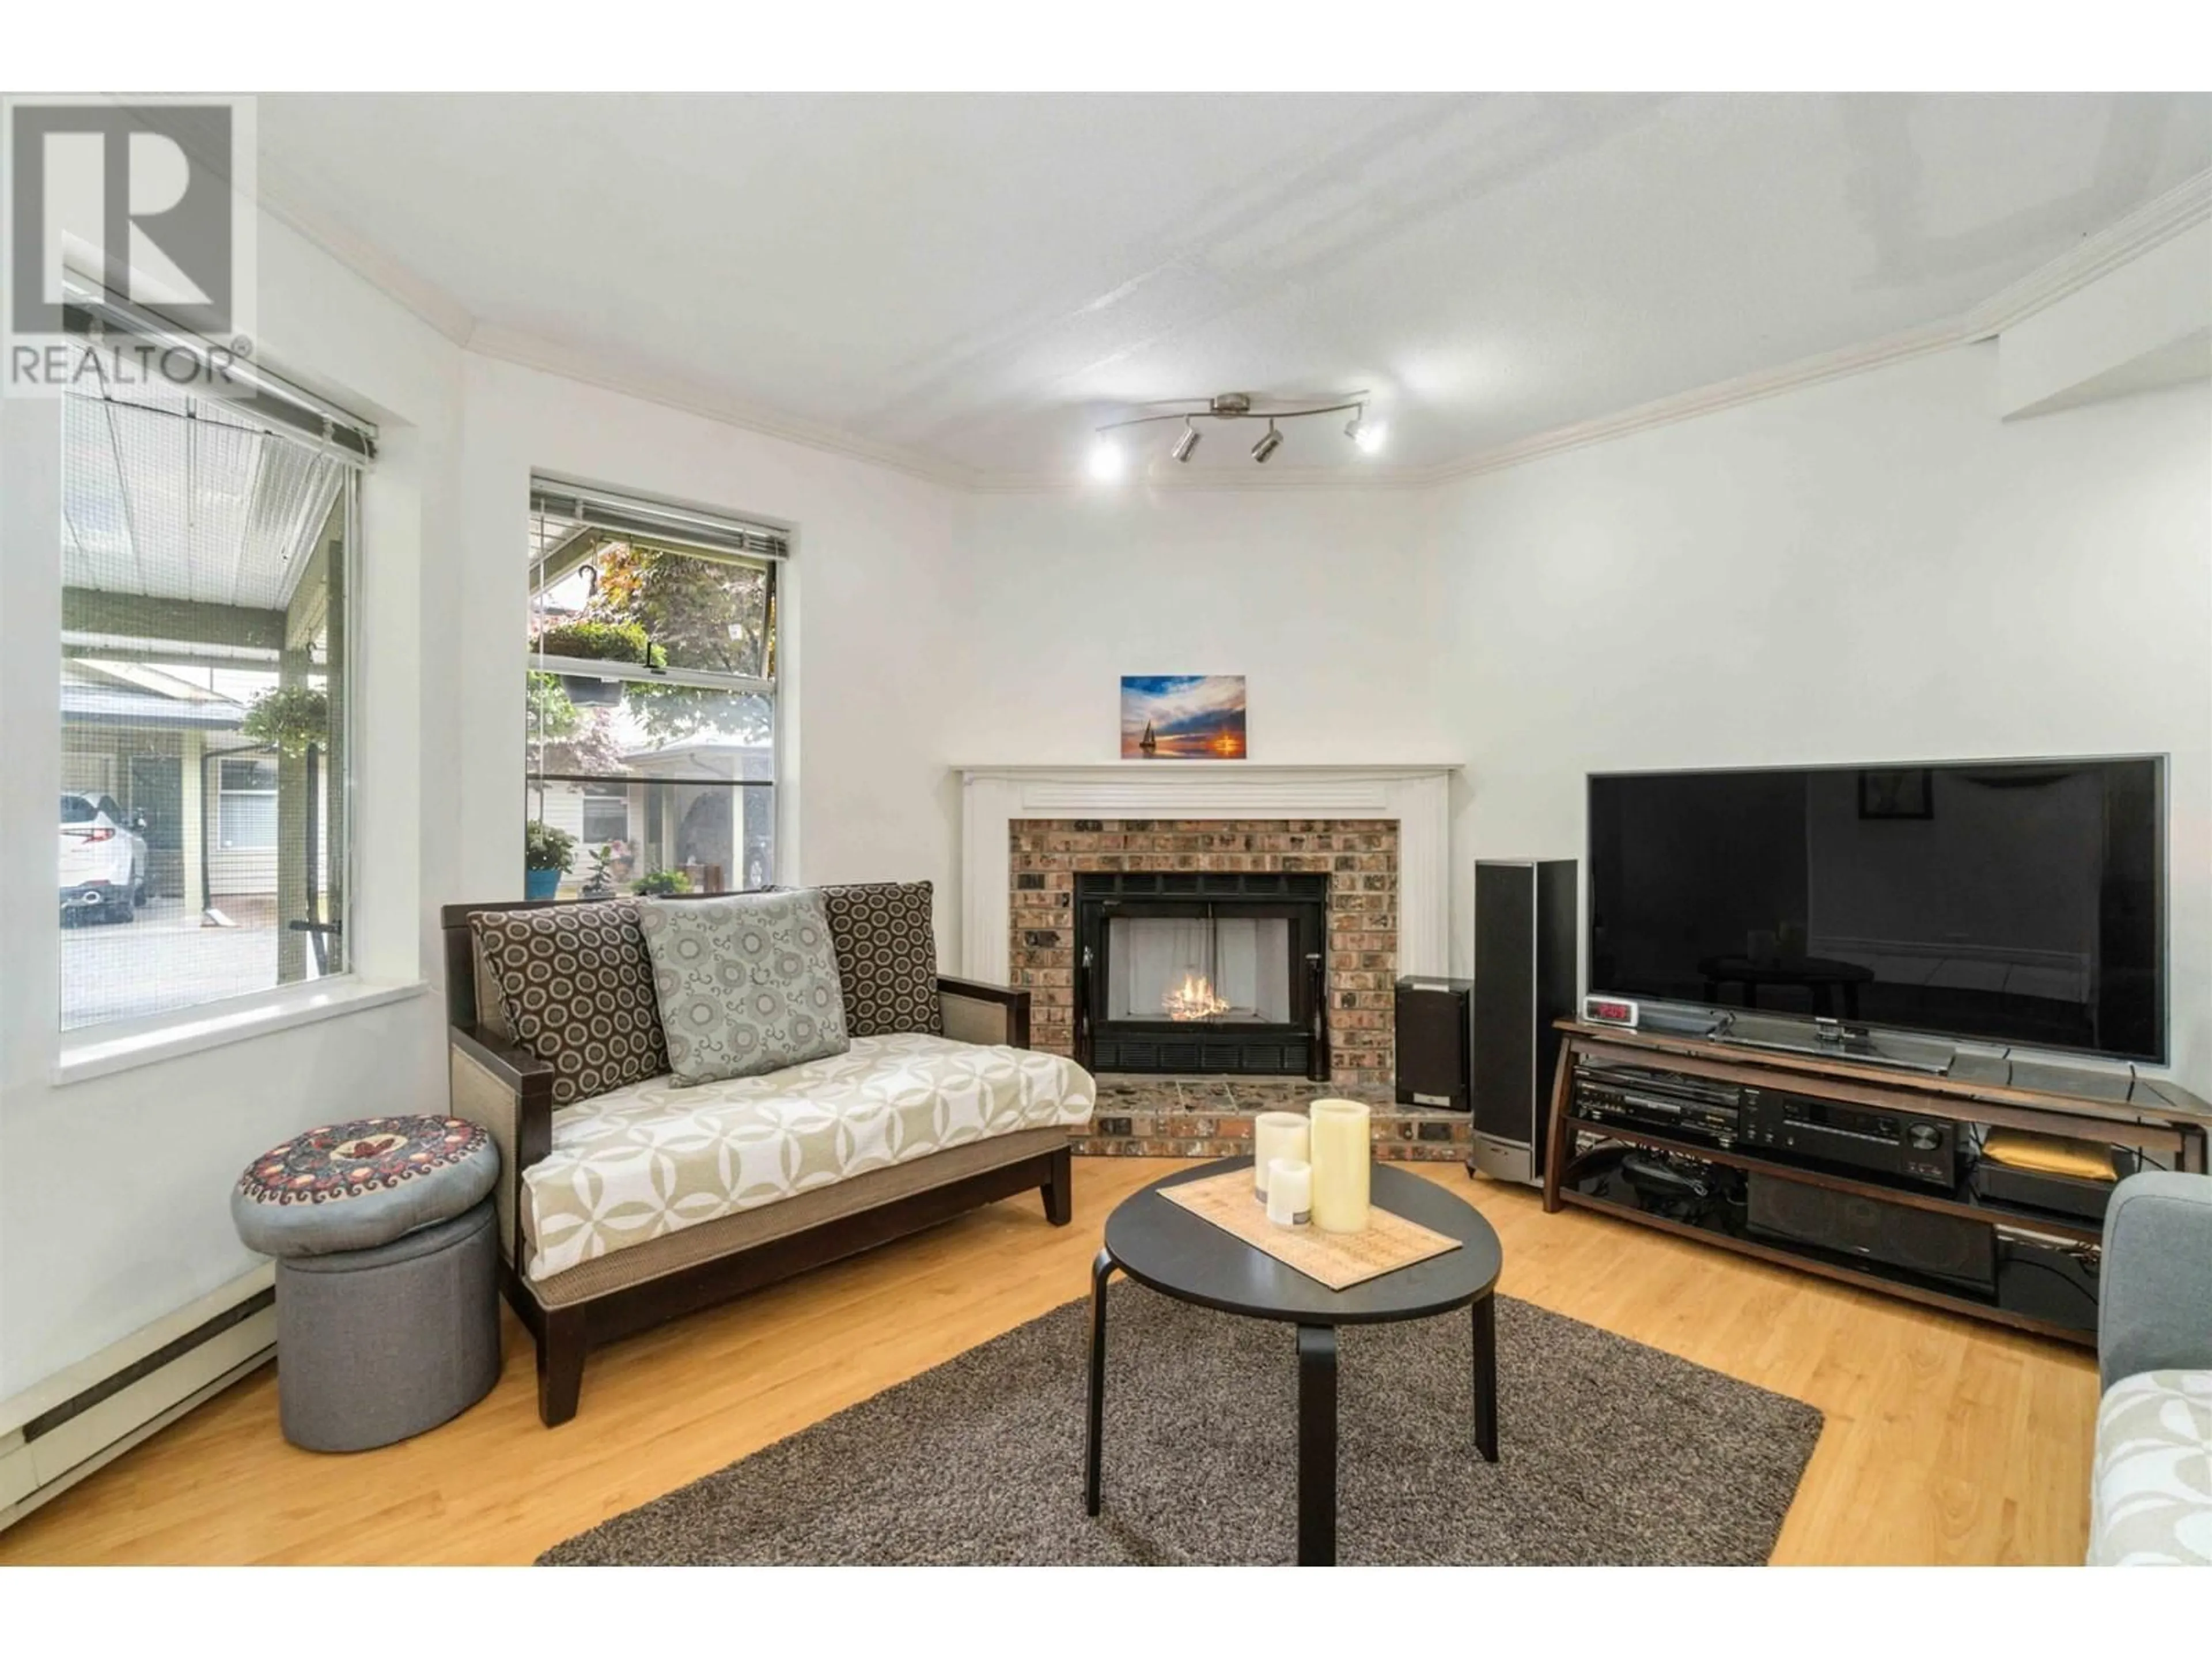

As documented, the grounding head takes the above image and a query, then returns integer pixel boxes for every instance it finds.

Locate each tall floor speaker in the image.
[1468,859,1578,1186]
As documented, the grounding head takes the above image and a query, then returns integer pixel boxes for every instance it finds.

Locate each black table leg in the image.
[1471,1293,1499,1463]
[1085,1247,1114,1516]
[1296,1323,1338,1566]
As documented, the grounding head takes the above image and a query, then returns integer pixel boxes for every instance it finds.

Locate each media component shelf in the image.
[1540,1022,2212,1345]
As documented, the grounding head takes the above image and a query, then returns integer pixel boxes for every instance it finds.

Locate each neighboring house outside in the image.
[60,660,327,912]
[535,738,774,897]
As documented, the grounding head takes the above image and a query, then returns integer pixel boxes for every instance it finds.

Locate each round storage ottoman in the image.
[232,1116,502,1452]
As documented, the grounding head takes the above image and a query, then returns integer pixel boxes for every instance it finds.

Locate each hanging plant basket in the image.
[532,620,664,706]
[240,685,329,758]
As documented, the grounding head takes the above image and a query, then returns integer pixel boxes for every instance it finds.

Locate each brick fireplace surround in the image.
[1009,818,1402,1084]
[958,764,1466,1160]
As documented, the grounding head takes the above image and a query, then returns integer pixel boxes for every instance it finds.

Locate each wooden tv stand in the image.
[1540,1021,2212,1346]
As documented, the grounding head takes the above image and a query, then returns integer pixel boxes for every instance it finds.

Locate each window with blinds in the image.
[59,376,371,1031]
[526,479,783,900]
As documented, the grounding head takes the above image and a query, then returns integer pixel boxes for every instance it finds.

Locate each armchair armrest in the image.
[937,975,1031,1050]
[448,1024,556,1268]
[2100,1171,2212,1390]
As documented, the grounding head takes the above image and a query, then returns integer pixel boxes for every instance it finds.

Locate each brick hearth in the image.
[1077,1076,1473,1163]
[1007,817,1400,1085]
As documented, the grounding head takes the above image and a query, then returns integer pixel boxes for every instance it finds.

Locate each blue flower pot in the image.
[524,867,562,902]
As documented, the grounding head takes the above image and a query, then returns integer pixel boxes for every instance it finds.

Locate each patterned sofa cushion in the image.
[2089,1369,2212,1565]
[471,902,669,1108]
[817,881,942,1037]
[519,1033,1094,1279]
[639,889,849,1085]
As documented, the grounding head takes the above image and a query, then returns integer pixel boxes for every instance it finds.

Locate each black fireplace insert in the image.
[1074,871,1328,1077]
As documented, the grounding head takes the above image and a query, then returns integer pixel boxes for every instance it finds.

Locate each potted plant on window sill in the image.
[524,820,576,902]
[530,620,666,706]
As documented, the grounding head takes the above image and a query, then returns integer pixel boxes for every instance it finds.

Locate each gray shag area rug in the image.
[540,1283,1822,1566]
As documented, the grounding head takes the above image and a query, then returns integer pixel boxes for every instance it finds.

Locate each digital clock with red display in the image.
[1581,994,1640,1028]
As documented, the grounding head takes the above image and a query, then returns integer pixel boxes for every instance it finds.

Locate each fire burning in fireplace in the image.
[1162,969,1230,1022]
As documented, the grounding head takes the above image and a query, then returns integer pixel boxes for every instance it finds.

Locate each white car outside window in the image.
[59,792,149,924]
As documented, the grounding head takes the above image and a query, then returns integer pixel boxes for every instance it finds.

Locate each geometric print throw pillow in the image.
[816,880,943,1037]
[470,900,671,1107]
[638,889,850,1086]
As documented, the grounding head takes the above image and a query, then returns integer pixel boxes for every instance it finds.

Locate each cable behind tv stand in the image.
[1540,1021,2212,1346]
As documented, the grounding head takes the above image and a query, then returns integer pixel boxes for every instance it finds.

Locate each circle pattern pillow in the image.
[638,889,850,1085]
[232,1115,498,1257]
[816,880,942,1036]
[470,900,670,1106]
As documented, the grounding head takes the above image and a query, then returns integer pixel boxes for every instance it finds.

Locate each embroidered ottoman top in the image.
[232,1115,499,1257]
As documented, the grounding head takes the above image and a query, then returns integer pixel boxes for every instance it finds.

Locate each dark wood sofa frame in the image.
[440,893,1071,1426]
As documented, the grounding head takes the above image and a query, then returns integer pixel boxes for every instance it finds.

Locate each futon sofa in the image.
[2088,1172,2212,1565]
[440,882,1095,1426]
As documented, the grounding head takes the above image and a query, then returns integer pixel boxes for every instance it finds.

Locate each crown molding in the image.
[255,161,479,348]
[1962,166,2212,342]
[260,159,2211,499]
[1397,320,1975,489]
[462,323,977,490]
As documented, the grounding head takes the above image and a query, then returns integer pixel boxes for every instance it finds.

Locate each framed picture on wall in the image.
[1858,767,1934,820]
[1120,675,1247,760]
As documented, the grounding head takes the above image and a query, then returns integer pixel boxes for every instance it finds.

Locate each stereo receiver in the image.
[1740,1092,1960,1189]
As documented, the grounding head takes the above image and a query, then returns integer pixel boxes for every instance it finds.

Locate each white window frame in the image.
[526,477,786,896]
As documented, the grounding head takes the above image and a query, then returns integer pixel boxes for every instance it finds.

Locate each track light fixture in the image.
[1088,389,1387,476]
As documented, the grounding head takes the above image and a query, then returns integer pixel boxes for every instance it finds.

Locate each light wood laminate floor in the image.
[0,1158,2097,1565]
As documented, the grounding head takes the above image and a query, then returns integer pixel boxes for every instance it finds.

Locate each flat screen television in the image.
[1586,757,2165,1062]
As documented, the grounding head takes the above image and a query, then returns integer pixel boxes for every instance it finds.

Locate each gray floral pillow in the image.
[637,891,850,1085]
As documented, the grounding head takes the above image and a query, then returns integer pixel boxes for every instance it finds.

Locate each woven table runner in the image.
[1158,1167,1462,1290]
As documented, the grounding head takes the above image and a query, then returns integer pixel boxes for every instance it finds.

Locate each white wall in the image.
[457,357,968,933]
[948,486,1448,767]
[0,211,466,1399]
[1428,345,2212,1086]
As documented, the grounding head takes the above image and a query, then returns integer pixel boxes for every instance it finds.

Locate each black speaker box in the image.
[1747,1173,1997,1293]
[1395,978,1473,1109]
[1468,859,1577,1186]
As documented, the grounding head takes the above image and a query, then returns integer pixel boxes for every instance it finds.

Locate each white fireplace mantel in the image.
[956,763,1461,984]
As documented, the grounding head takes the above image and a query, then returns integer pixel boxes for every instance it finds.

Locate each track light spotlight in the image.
[1171,419,1200,463]
[1344,406,1388,456]
[1086,437,1125,482]
[1251,421,1283,464]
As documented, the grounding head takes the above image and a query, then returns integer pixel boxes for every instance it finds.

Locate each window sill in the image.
[52,979,429,1087]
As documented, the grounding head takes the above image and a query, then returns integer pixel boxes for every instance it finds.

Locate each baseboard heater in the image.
[1,1265,275,1533]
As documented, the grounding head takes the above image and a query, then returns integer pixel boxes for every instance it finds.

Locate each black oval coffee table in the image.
[1084,1156,1504,1566]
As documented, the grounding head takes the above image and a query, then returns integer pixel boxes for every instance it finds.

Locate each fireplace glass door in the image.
[1105,914,1293,1025]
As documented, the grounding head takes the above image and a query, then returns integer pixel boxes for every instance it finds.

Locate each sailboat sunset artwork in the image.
[1120,675,1248,760]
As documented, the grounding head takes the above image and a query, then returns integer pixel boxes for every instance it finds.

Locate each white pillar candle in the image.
[1308,1099,1372,1234]
[1266,1158,1312,1226]
[1251,1111,1311,1198]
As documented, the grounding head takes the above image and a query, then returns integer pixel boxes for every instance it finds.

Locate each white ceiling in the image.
[257,92,2212,481]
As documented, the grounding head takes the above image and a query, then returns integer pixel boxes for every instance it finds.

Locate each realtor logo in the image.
[4,94,256,393]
